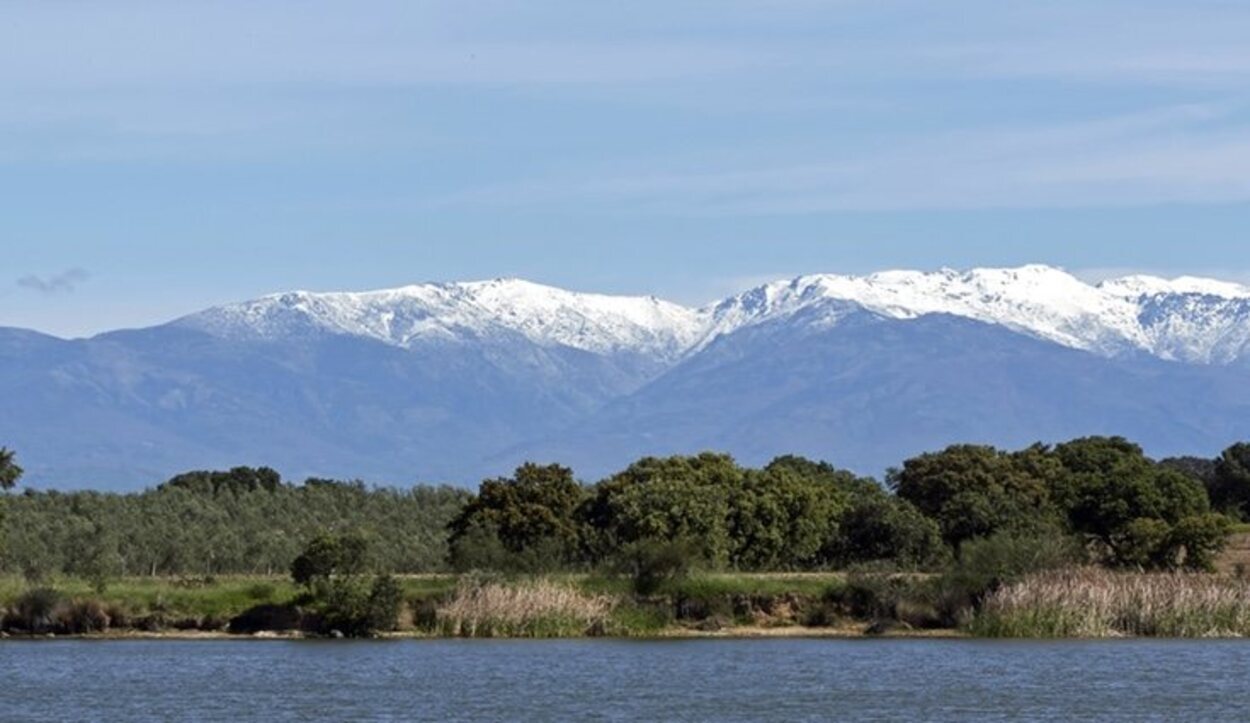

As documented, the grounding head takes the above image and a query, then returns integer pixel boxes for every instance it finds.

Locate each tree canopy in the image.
[0,447,22,491]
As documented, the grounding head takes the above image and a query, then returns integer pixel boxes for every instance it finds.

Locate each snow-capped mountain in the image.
[176,265,1250,366]
[2,265,1249,490]
[704,265,1250,364]
[177,278,706,363]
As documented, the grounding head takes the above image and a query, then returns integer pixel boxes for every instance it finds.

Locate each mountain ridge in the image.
[163,265,1250,366]
[3,264,1249,489]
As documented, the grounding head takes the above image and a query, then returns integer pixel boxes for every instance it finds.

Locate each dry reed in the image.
[435,579,615,638]
[973,567,1250,638]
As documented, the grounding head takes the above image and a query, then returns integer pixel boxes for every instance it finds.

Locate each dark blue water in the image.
[2,638,1247,721]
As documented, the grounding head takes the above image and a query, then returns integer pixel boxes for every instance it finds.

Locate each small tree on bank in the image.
[290,533,401,637]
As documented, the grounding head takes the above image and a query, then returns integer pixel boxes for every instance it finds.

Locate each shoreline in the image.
[0,625,969,642]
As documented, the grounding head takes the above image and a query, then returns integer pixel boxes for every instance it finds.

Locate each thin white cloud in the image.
[427,104,1250,212]
[16,269,91,295]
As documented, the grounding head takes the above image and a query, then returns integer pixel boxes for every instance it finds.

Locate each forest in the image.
[5,438,1250,639]
[2,436,1248,581]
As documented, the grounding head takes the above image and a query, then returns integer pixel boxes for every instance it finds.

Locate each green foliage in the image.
[827,491,948,570]
[584,453,740,567]
[0,447,22,491]
[2,435,1243,593]
[828,573,940,627]
[726,466,844,569]
[889,444,1061,548]
[315,574,404,637]
[448,463,586,568]
[1168,513,1233,571]
[1210,443,1250,520]
[1160,456,1217,489]
[291,533,370,589]
[941,530,1085,610]
[614,539,699,596]
[447,519,512,572]
[1051,437,1211,567]
[161,466,283,496]
[9,587,63,632]
[1,475,469,577]
[289,534,402,636]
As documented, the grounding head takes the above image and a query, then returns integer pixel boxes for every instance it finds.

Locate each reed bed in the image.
[434,579,615,638]
[972,568,1250,638]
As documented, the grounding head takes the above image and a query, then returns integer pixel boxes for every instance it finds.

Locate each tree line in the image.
[447,439,1245,574]
[2,438,1249,580]
[0,464,468,581]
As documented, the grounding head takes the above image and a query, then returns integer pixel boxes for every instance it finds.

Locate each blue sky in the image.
[4,1,1250,337]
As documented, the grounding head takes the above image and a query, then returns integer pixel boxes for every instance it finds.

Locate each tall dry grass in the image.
[434,578,614,638]
[972,567,1250,638]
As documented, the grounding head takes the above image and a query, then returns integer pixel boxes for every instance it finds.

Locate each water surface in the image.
[3,638,1247,721]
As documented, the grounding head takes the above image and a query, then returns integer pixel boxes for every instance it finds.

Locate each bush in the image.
[615,539,699,596]
[59,599,110,634]
[9,587,64,633]
[1170,514,1233,571]
[936,529,1084,623]
[245,582,278,601]
[827,572,938,627]
[228,603,303,634]
[315,575,404,637]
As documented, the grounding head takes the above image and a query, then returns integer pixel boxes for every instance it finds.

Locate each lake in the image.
[2,638,1247,721]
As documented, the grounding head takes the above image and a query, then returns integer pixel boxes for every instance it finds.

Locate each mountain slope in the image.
[513,307,1250,478]
[703,266,1250,364]
[176,278,706,363]
[2,266,1249,489]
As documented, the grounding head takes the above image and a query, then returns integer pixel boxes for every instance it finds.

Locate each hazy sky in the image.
[5,1,1250,337]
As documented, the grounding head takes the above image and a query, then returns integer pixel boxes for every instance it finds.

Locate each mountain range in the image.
[3,264,1249,490]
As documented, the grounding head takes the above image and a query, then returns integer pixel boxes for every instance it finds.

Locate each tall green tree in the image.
[582,453,741,567]
[0,447,22,491]
[447,463,586,568]
[1051,436,1219,568]
[1210,443,1250,520]
[0,447,21,565]
[889,444,1060,548]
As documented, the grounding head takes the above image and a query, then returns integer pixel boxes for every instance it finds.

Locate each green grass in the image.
[2,571,848,635]
[0,575,298,621]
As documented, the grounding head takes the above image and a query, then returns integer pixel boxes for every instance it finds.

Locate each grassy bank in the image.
[0,572,858,638]
[8,570,1250,639]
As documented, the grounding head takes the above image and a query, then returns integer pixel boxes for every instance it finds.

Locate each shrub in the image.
[228,603,303,634]
[1170,514,1233,571]
[615,539,699,596]
[58,599,110,634]
[827,572,938,627]
[939,529,1084,614]
[447,520,512,572]
[245,582,278,601]
[9,587,64,633]
[314,575,404,637]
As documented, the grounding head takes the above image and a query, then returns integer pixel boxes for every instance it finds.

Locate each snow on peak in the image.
[1098,274,1250,300]
[705,265,1145,354]
[178,278,705,360]
[177,266,1250,366]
